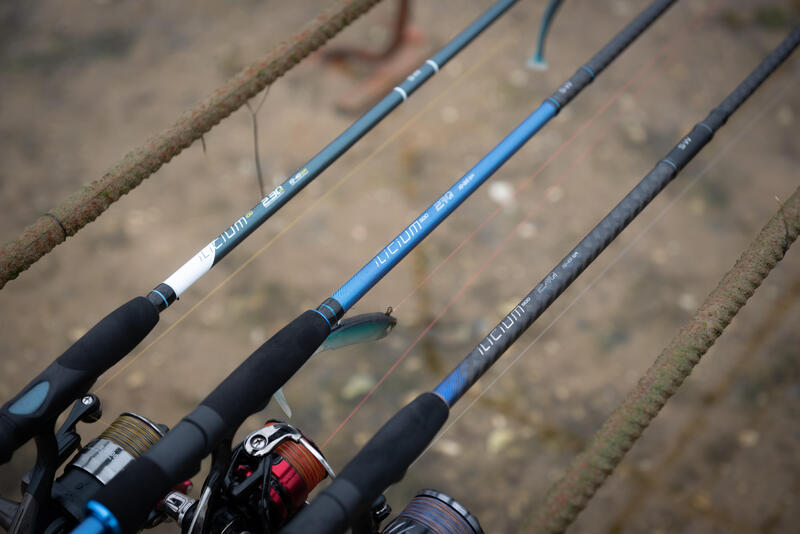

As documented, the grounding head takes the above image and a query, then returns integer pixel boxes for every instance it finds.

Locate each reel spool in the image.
[52,413,167,522]
[247,421,328,523]
[205,420,334,533]
[381,490,483,534]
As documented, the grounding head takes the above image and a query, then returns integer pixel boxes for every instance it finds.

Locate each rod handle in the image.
[282,392,449,534]
[87,310,331,534]
[0,297,158,464]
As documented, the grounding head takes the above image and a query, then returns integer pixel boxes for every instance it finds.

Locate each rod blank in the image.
[435,24,800,406]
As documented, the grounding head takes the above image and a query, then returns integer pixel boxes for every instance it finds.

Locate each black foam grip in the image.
[282,393,449,534]
[93,456,172,534]
[280,480,362,534]
[202,310,330,428]
[57,296,159,371]
[338,393,449,495]
[0,297,158,464]
[93,414,222,533]
[90,311,330,534]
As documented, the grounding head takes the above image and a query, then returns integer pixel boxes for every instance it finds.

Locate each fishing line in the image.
[95,37,515,393]
[245,85,272,197]
[420,68,800,468]
[324,0,717,446]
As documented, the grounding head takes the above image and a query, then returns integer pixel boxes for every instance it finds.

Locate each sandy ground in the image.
[1,1,799,533]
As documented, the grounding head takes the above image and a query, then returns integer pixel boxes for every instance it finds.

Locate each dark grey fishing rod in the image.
[0,0,521,467]
[282,26,800,534]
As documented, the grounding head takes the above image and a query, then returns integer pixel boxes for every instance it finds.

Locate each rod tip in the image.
[526,57,549,71]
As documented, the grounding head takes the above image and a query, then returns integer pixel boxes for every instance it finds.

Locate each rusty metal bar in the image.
[0,0,383,289]
[530,185,800,533]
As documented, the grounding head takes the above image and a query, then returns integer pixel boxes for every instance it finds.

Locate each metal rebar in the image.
[530,186,800,533]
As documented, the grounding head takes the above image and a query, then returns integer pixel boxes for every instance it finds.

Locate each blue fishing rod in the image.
[72,2,678,533]
[0,0,521,466]
[284,25,800,534]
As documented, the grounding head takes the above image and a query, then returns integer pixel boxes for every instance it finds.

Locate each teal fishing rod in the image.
[73,2,677,533]
[284,26,800,534]
[0,0,521,466]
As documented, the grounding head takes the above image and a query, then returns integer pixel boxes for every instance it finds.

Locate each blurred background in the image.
[1,1,799,532]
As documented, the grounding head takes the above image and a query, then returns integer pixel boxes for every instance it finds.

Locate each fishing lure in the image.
[273,309,397,417]
[318,308,397,353]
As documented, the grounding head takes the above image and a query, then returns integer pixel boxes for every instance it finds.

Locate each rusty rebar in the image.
[0,0,383,289]
[529,186,800,533]
[323,0,410,63]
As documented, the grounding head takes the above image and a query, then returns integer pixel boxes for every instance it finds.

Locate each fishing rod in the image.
[67,2,677,533]
[283,26,800,534]
[0,0,521,465]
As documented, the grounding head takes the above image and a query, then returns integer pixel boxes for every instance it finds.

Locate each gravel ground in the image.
[0,1,798,533]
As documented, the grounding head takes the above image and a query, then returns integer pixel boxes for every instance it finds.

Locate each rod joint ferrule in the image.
[317,298,344,325]
[147,283,177,312]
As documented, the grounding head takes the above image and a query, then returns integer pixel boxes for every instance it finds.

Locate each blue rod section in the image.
[155,0,521,306]
[331,101,558,312]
